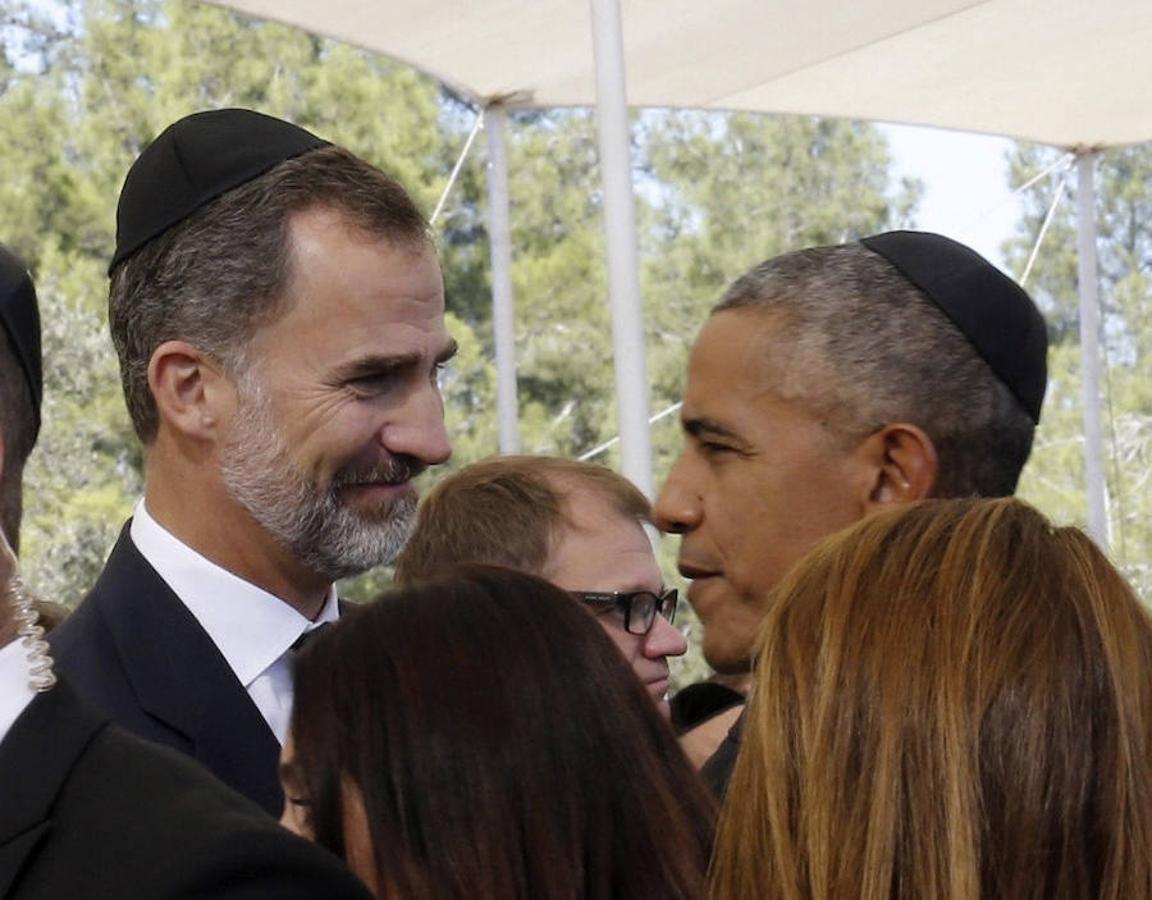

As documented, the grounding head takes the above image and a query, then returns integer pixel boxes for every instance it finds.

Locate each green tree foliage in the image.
[2,1,918,686]
[1006,145,1152,597]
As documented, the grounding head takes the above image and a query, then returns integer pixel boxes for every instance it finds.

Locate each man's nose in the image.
[653,460,701,534]
[644,614,688,659]
[380,383,452,466]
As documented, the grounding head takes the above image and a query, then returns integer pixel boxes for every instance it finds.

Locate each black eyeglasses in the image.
[570,588,678,636]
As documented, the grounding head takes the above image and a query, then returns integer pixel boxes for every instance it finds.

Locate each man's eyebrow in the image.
[335,353,420,379]
[335,339,458,380]
[683,416,741,441]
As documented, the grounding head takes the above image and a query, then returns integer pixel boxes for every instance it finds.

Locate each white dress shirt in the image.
[0,637,37,746]
[130,500,339,744]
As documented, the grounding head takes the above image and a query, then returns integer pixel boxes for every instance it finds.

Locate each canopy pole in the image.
[484,104,520,454]
[588,0,652,496]
[1075,151,1109,550]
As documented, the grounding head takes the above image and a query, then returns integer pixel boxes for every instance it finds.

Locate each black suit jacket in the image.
[50,524,285,815]
[700,709,743,798]
[0,678,373,899]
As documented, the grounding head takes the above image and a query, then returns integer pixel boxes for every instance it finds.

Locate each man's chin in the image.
[303,506,416,578]
[305,529,405,582]
[702,638,756,676]
[690,582,763,674]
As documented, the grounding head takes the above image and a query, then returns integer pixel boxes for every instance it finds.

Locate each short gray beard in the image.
[218,375,418,582]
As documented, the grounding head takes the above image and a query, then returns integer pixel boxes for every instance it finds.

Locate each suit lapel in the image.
[86,528,284,814]
[0,681,103,896]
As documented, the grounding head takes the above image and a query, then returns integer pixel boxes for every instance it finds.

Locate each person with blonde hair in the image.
[711,498,1152,900]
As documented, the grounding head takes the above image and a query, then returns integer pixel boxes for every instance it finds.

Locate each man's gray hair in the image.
[714,242,1035,497]
[109,145,430,444]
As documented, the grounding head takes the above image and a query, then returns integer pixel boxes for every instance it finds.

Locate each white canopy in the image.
[212,0,1152,148]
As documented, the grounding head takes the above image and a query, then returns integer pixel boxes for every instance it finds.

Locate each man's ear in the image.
[147,341,235,440]
[859,422,939,509]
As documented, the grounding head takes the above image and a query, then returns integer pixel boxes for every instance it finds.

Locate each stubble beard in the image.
[218,377,420,582]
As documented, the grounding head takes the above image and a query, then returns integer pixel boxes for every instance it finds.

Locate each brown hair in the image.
[394,455,650,583]
[710,498,1152,900]
[109,144,429,443]
[0,322,35,551]
[290,565,715,899]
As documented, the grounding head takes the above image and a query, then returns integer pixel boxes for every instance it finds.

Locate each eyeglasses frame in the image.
[569,587,679,636]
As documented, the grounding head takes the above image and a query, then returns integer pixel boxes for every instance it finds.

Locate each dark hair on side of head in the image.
[394,455,651,584]
[714,243,1035,497]
[0,324,36,551]
[109,145,430,443]
[291,565,715,900]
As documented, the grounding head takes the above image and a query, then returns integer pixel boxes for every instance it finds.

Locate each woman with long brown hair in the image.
[711,498,1152,900]
[282,565,715,899]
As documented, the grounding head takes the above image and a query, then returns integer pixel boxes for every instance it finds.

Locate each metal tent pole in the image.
[588,0,653,497]
[484,104,520,454]
[1075,151,1109,550]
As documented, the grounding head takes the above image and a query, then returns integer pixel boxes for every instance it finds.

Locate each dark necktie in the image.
[290,622,330,653]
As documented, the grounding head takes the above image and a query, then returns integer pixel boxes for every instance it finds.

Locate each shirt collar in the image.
[130,500,339,689]
[0,638,38,746]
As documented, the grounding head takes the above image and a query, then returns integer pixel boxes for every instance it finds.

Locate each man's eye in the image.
[431,361,450,388]
[348,373,393,394]
[287,795,311,807]
[700,441,736,456]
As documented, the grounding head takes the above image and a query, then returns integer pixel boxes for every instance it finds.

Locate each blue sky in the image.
[880,122,1022,274]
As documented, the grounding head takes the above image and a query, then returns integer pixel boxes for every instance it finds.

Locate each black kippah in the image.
[0,245,43,440]
[860,230,1048,424]
[110,108,331,273]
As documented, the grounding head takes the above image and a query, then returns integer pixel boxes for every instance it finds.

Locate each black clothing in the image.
[0,678,372,900]
[700,709,744,798]
[112,108,329,270]
[860,230,1048,422]
[50,525,284,815]
[669,682,745,735]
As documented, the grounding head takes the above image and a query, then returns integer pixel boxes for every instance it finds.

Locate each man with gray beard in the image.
[51,109,453,816]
